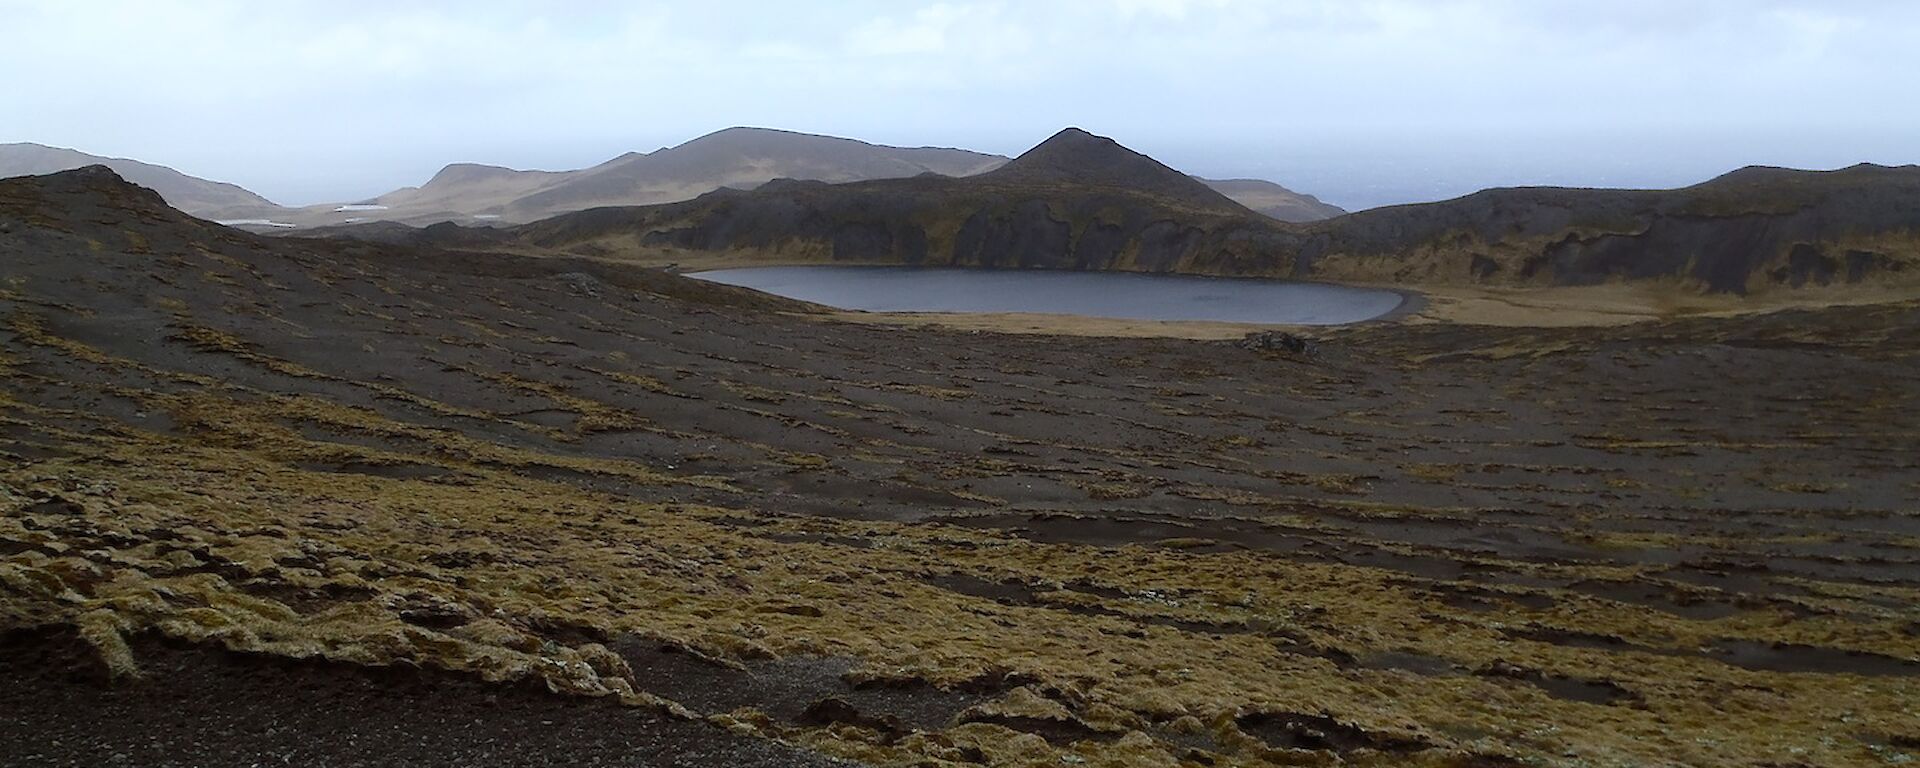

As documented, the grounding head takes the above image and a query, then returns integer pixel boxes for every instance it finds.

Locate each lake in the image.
[687,266,1406,325]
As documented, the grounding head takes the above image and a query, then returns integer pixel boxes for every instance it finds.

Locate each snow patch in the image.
[216,219,297,228]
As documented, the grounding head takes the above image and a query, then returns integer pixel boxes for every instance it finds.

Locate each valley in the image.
[1,165,1916,767]
[10,2,1920,765]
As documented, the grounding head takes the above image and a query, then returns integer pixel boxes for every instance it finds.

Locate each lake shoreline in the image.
[688,264,1409,326]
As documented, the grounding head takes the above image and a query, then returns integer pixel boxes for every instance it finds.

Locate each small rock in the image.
[554,272,602,299]
[1236,330,1317,356]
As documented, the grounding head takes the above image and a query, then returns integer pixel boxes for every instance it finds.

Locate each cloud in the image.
[843,2,1034,65]
[846,3,971,56]
[1107,0,1231,20]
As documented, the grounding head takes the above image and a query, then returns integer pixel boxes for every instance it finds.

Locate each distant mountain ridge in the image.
[363,162,572,222]
[372,131,1919,295]
[1,129,1345,229]
[0,142,276,218]
[505,128,1290,274]
[12,157,1920,296]
[25,133,1911,296]
[494,127,1011,222]
[1198,178,1346,222]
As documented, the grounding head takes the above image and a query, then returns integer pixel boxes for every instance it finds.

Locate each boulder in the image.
[1237,331,1317,356]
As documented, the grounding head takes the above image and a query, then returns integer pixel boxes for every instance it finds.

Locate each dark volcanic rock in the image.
[952,199,1074,268]
[1237,331,1317,355]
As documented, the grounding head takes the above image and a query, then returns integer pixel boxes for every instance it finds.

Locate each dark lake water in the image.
[687,266,1406,325]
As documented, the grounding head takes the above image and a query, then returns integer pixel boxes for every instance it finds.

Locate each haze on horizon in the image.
[4,0,1917,211]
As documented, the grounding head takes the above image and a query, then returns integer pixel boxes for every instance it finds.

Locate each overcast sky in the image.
[4,0,1917,209]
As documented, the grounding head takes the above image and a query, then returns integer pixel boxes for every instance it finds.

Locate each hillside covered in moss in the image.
[2,166,1918,766]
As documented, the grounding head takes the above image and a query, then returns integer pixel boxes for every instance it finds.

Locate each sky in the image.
[3,0,1917,210]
